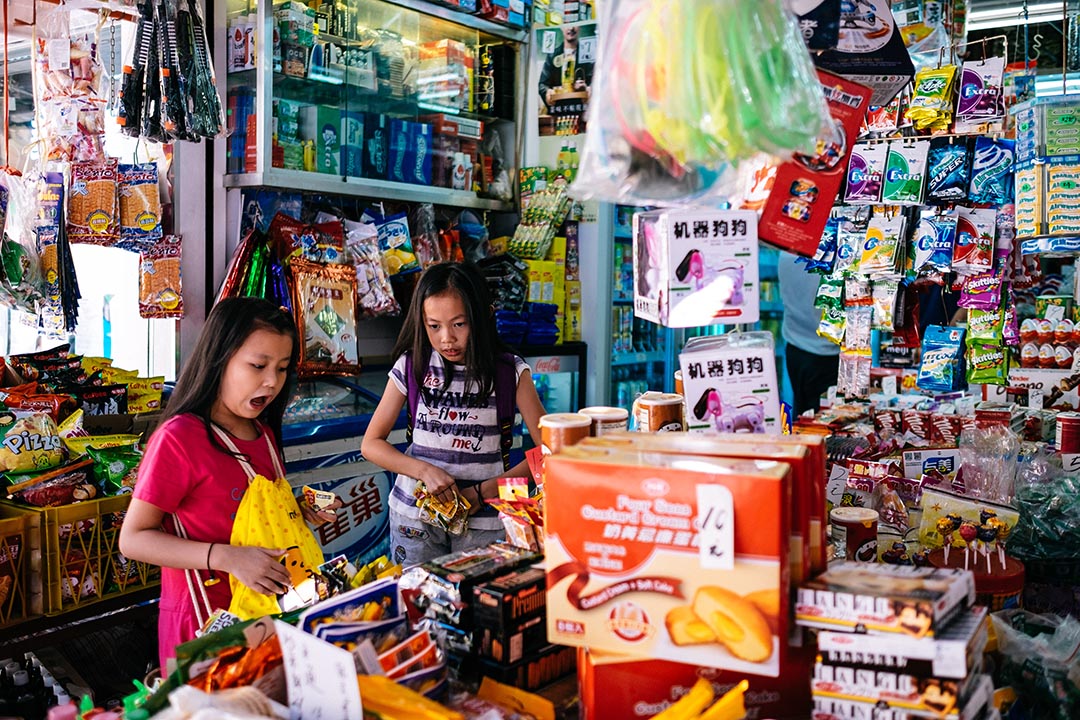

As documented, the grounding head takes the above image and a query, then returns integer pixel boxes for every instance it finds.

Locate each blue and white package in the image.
[926,137,971,204]
[968,136,1015,206]
[913,210,956,279]
[917,325,967,393]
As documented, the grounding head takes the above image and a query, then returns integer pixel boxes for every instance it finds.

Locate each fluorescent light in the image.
[966,1,1064,31]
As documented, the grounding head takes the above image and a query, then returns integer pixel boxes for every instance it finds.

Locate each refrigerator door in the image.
[282,375,406,567]
[521,344,587,414]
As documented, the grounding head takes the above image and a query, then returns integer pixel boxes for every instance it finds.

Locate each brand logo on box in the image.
[641,478,670,498]
[607,602,653,642]
[534,357,562,373]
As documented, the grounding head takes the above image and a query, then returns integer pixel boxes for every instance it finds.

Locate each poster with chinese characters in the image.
[679,332,781,434]
[535,21,597,137]
[306,470,391,568]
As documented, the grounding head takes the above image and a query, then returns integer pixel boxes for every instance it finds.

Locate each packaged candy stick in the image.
[955,57,1005,124]
[844,143,888,205]
[871,279,901,332]
[918,325,967,393]
[860,214,906,275]
[913,209,956,281]
[966,339,1008,386]
[882,140,930,205]
[953,207,997,276]
[959,271,1003,310]
[906,66,958,131]
[968,137,1015,206]
[926,137,972,205]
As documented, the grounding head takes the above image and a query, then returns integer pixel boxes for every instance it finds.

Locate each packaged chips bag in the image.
[290,259,361,377]
[88,444,142,494]
[0,411,65,473]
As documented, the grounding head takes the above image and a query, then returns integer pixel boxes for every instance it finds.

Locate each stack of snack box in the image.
[796,563,993,719]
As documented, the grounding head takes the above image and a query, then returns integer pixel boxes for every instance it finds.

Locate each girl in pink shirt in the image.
[119,298,335,672]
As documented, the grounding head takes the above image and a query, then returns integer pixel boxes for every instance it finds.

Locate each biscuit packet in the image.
[290,259,360,377]
[139,234,184,319]
[0,411,64,474]
[118,163,163,251]
[68,159,120,245]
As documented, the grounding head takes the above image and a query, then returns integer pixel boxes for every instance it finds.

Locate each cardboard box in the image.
[298,105,341,174]
[407,122,433,185]
[363,113,389,180]
[341,110,364,177]
[577,646,814,720]
[474,568,546,634]
[582,433,813,590]
[478,644,575,691]
[388,119,411,184]
[544,446,790,676]
[901,448,963,480]
[478,615,547,664]
[795,563,975,638]
[812,674,992,720]
[816,605,989,680]
[633,209,759,327]
[812,0,915,106]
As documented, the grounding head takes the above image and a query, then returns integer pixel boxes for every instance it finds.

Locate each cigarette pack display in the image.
[796,563,975,638]
[545,445,790,676]
[633,208,759,328]
[388,119,411,184]
[815,605,989,680]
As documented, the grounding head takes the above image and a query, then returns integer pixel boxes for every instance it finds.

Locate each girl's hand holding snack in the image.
[216,545,293,596]
[416,462,457,504]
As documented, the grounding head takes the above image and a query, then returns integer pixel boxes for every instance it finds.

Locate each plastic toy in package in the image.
[569,0,830,206]
[290,259,361,377]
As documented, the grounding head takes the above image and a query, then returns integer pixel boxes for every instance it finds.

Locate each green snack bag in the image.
[815,274,845,311]
[966,339,1008,386]
[88,444,143,494]
[968,306,1005,341]
[818,304,846,345]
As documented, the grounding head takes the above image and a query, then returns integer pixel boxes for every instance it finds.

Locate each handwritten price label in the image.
[275,620,363,720]
[697,484,735,570]
[1063,454,1080,473]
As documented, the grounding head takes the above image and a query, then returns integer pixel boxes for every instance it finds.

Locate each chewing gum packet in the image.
[303,485,337,512]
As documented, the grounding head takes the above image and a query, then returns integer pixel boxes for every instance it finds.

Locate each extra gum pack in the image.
[544,445,791,676]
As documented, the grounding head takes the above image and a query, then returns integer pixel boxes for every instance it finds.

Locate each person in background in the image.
[119,298,336,671]
[362,262,546,567]
[778,251,841,416]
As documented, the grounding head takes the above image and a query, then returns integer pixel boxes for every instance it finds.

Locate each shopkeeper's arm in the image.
[361,380,458,504]
[119,499,292,595]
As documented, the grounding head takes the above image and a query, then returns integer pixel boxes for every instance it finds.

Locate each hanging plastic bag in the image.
[571,0,830,205]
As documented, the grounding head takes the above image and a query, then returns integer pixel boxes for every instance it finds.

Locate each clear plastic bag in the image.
[571,0,830,206]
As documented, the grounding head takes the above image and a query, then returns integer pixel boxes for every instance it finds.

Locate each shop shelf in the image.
[376,0,527,42]
[611,350,667,367]
[0,495,160,617]
[0,513,35,628]
[224,168,514,211]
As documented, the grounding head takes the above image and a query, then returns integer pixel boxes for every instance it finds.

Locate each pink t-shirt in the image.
[133,413,282,670]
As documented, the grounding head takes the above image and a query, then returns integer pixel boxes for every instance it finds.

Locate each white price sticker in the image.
[47,39,70,70]
[882,375,897,396]
[697,484,735,570]
[275,620,363,720]
[1029,387,1044,410]
[1047,304,1066,322]
[1064,454,1080,473]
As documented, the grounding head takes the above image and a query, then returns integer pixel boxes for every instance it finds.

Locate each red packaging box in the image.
[578,646,814,720]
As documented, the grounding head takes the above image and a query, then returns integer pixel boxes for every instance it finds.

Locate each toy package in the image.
[678,332,780,433]
[633,209,759,328]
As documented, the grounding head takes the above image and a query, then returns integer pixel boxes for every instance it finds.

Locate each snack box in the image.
[796,563,976,638]
[582,433,813,589]
[578,646,814,720]
[811,674,992,720]
[474,567,546,633]
[544,445,791,676]
[816,605,988,680]
[421,544,541,624]
[478,615,546,664]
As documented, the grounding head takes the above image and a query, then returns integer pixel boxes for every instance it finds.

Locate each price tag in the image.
[826,385,838,408]
[1047,304,1066,322]
[882,375,898,397]
[1064,454,1080,473]
[47,39,70,70]
[1029,387,1044,410]
[275,620,363,720]
[697,484,735,570]
[1070,347,1080,374]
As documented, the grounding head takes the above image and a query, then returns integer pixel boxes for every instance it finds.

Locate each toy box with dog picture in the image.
[678,331,781,434]
[632,208,759,328]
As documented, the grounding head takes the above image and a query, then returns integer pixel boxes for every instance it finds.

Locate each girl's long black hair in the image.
[161,297,299,456]
[393,261,507,400]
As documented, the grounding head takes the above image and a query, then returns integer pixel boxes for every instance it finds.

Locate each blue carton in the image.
[341,110,364,177]
[388,119,410,184]
[407,122,433,185]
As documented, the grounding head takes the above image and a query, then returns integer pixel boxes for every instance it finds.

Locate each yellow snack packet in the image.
[81,356,113,375]
[63,433,141,456]
[128,376,165,393]
[127,391,162,414]
[102,366,139,385]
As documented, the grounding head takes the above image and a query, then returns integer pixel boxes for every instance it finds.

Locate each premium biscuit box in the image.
[811,674,992,720]
[544,445,791,676]
[816,605,989,680]
[796,563,976,638]
[584,432,815,588]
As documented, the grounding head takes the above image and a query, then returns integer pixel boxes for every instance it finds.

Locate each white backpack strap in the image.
[211,424,258,481]
[264,431,286,480]
[171,512,214,627]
